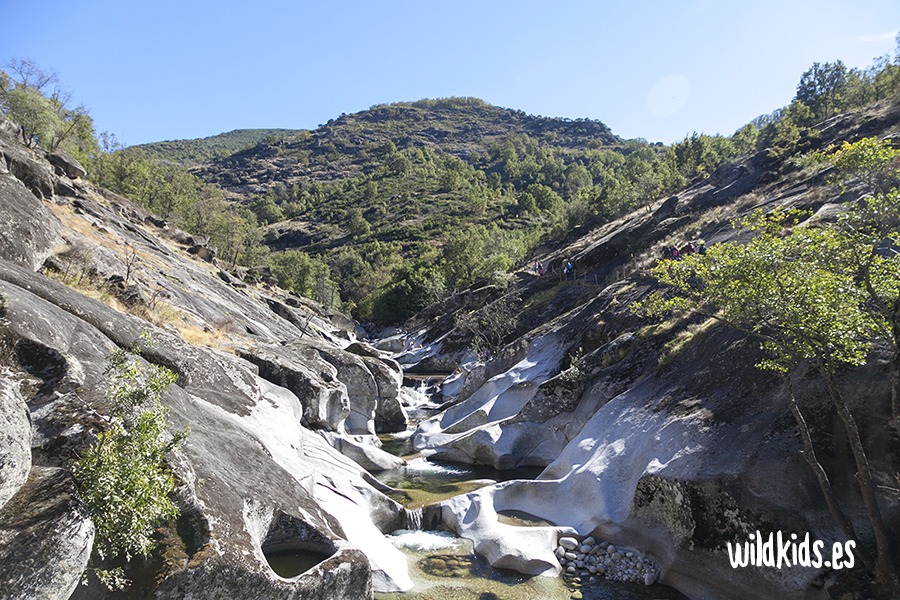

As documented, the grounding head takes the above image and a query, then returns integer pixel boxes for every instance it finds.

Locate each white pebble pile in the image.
[555,535,659,586]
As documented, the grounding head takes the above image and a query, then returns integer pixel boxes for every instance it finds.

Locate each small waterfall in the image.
[405,507,424,531]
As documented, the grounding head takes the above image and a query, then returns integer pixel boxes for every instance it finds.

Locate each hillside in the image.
[132,128,301,166]
[193,98,621,191]
[396,97,900,599]
[142,99,690,323]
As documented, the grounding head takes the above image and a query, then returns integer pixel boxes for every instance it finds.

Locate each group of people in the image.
[531,258,576,280]
[663,241,705,261]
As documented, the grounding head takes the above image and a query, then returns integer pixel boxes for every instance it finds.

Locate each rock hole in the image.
[261,511,336,579]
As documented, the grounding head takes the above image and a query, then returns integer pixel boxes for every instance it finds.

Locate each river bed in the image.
[373,387,688,600]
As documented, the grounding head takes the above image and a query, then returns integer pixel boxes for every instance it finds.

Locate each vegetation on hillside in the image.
[130,128,301,166]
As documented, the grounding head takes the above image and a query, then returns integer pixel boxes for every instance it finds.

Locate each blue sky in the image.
[1,0,898,146]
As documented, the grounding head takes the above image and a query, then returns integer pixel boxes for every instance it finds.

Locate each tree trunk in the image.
[785,378,872,570]
[821,368,898,594]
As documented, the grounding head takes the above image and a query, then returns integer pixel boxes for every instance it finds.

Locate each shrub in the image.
[72,335,187,564]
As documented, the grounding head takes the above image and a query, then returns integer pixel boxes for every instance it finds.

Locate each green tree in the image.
[757,100,815,156]
[269,249,317,295]
[0,58,93,151]
[823,138,900,427]
[636,210,896,594]
[347,207,371,237]
[2,84,57,147]
[369,263,445,324]
[796,60,849,120]
[731,123,759,156]
[251,195,285,224]
[72,337,187,570]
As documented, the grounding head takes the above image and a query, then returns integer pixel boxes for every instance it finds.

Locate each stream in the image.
[373,381,687,600]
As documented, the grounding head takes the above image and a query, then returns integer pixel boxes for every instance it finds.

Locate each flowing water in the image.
[373,384,688,600]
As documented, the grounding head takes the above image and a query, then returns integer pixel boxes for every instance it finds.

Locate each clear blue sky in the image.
[2,0,898,146]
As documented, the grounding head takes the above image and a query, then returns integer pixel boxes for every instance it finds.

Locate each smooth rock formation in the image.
[0,123,415,598]
[405,114,900,599]
[0,467,94,600]
[0,373,30,510]
[441,483,573,577]
[0,171,60,270]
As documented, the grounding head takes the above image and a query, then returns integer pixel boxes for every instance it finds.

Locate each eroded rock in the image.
[0,373,30,510]
[0,467,94,600]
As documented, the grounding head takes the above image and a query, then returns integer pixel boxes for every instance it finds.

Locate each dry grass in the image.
[43,268,129,312]
[177,321,233,352]
[658,316,718,366]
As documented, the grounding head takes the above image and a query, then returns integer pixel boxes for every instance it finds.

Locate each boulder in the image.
[187,244,216,262]
[47,150,87,179]
[319,431,405,472]
[2,143,55,199]
[441,484,571,577]
[239,343,350,431]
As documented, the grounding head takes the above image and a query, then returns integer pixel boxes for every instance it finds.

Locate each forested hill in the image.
[144,97,639,323]
[188,97,622,192]
[131,128,301,166]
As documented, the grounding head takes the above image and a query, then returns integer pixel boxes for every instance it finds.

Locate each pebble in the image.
[570,592,583,599]
[559,537,579,551]
[555,535,659,586]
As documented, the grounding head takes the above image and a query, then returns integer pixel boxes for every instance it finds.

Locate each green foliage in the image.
[0,58,95,152]
[755,101,815,156]
[636,209,874,372]
[268,249,337,306]
[828,137,900,194]
[131,128,302,166]
[90,137,264,269]
[72,337,186,563]
[440,224,526,290]
[787,53,900,129]
[347,208,371,237]
[250,196,285,225]
[796,61,849,120]
[666,132,738,180]
[365,263,445,325]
